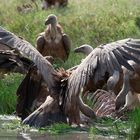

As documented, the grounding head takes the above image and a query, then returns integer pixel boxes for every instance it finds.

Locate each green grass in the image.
[127,108,140,140]
[0,74,23,114]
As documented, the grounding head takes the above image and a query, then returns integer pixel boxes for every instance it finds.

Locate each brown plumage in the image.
[36,14,71,61]
[74,42,140,114]
[42,0,68,9]
[0,43,32,74]
[1,27,140,127]
[115,60,140,111]
[16,56,54,121]
[64,38,140,124]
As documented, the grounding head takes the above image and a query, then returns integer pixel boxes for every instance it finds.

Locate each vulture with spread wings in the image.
[64,38,140,124]
[42,0,68,9]
[0,26,140,126]
[36,14,71,62]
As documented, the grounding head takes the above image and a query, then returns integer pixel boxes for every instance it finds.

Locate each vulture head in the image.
[74,44,93,56]
[45,14,57,26]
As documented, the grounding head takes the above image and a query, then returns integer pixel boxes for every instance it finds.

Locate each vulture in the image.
[16,0,39,14]
[17,3,33,14]
[65,38,140,124]
[42,0,68,9]
[36,14,71,62]
[74,44,140,112]
[1,27,140,127]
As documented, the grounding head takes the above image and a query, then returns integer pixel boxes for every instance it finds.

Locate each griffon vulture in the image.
[36,14,71,61]
[74,44,140,112]
[42,0,68,9]
[65,38,140,124]
[1,27,140,127]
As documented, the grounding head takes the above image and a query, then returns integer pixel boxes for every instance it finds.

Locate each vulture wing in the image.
[0,27,57,90]
[62,33,71,60]
[66,38,140,103]
[0,43,33,74]
[36,33,46,53]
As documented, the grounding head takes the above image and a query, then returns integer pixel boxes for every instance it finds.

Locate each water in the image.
[0,115,116,140]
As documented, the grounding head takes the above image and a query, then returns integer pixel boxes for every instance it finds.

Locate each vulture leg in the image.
[115,69,131,110]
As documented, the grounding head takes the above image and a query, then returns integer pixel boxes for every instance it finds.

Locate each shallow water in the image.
[0,115,116,140]
[0,132,115,140]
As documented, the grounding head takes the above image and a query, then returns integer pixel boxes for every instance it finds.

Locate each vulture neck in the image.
[49,23,58,40]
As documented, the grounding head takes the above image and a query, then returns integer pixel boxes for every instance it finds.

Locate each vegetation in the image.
[0,74,23,114]
[0,0,140,139]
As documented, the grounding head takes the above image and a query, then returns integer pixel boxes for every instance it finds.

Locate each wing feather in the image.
[113,49,134,71]
[126,39,140,49]
[122,44,140,55]
[0,27,57,90]
[117,47,140,64]
[67,38,140,102]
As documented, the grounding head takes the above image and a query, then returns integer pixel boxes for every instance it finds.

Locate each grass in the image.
[128,108,140,140]
[0,0,140,138]
[0,74,23,114]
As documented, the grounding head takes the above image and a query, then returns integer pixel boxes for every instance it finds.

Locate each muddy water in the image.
[0,115,115,140]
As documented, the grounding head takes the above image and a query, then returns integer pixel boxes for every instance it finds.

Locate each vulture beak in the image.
[45,18,50,25]
[45,14,57,26]
[73,47,81,53]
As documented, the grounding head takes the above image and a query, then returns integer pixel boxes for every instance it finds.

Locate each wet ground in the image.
[0,115,127,140]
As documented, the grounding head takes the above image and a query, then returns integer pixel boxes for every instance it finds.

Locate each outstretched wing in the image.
[0,43,33,74]
[0,27,58,90]
[67,38,140,101]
